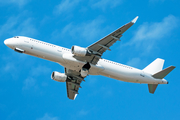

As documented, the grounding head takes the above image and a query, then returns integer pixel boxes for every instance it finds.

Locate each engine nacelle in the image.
[71,45,90,56]
[81,68,89,77]
[51,71,67,82]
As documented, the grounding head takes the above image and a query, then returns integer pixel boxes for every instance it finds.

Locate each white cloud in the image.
[1,62,18,80]
[0,16,18,37]
[22,65,51,90]
[0,53,28,80]
[22,77,36,90]
[126,57,141,68]
[78,109,89,116]
[30,65,51,77]
[37,113,58,120]
[92,0,122,10]
[126,15,179,53]
[52,17,110,43]
[0,15,37,37]
[120,15,179,68]
[54,0,80,15]
[3,63,15,72]
[15,18,37,36]
[0,0,30,7]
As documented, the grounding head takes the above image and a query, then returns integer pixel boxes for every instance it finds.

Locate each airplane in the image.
[4,16,175,100]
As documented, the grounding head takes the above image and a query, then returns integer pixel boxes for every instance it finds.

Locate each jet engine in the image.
[71,45,90,56]
[51,71,67,82]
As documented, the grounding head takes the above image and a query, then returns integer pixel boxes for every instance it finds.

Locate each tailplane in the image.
[152,66,175,79]
[144,58,176,94]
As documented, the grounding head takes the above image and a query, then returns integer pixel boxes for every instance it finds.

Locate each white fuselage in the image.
[4,36,168,84]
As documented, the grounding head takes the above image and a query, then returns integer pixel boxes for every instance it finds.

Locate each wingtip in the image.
[171,66,176,69]
[73,93,78,100]
[131,16,139,23]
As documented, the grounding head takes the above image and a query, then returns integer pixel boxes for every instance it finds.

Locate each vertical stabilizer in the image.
[143,58,164,74]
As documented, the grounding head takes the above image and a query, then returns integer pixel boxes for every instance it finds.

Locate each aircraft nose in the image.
[4,39,12,47]
[4,39,9,45]
[4,38,14,49]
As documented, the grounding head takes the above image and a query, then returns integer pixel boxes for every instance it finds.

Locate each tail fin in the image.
[148,84,158,94]
[152,66,176,79]
[144,58,176,94]
[143,58,164,74]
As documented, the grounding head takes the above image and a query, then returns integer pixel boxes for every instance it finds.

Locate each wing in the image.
[64,16,138,99]
[86,16,139,64]
[65,68,85,100]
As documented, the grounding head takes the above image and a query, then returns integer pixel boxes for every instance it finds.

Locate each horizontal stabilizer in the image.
[148,84,158,94]
[152,66,176,79]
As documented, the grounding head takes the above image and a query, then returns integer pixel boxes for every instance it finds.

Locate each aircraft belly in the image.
[62,53,84,71]
[62,54,105,74]
[89,64,105,75]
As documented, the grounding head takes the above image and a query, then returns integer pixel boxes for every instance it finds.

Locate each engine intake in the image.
[71,45,90,56]
[51,71,67,82]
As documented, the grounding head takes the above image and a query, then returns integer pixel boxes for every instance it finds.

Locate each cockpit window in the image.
[13,36,19,38]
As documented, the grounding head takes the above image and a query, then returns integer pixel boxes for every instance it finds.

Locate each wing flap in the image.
[65,68,85,100]
[66,79,82,100]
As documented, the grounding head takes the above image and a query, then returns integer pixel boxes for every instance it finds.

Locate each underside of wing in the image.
[65,68,85,100]
[66,80,79,100]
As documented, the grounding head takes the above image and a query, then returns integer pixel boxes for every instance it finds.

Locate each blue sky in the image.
[1,0,180,119]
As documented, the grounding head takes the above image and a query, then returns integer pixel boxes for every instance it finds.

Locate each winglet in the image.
[73,94,78,100]
[131,16,139,23]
